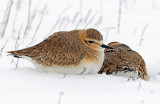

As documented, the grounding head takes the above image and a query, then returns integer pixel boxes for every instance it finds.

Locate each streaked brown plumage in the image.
[8,28,112,74]
[99,42,149,80]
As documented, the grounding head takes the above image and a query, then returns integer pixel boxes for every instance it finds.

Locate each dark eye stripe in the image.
[88,41,95,43]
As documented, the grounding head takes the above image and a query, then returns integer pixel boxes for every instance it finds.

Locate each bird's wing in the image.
[104,50,135,69]
[8,31,84,67]
[127,50,149,79]
[104,50,121,66]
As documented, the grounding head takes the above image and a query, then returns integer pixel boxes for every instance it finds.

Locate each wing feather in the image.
[8,31,84,67]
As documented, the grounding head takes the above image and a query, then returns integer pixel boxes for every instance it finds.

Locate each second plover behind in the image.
[99,42,150,80]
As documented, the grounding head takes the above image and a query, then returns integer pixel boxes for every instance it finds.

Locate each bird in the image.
[8,28,113,74]
[98,42,150,80]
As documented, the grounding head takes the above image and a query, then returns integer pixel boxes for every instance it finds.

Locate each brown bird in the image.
[8,28,112,74]
[99,42,150,80]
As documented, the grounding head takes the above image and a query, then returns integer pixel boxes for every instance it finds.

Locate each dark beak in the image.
[101,44,113,49]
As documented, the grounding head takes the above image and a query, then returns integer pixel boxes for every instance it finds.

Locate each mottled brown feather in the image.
[8,28,102,68]
[99,42,149,80]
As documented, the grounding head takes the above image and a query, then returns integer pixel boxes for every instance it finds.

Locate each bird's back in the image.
[100,42,149,80]
[8,30,85,67]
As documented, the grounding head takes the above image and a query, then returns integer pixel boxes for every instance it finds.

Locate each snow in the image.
[0,0,160,104]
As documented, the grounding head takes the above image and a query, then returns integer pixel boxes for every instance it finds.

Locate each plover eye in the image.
[87,41,95,43]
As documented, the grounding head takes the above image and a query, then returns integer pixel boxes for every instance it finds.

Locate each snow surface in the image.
[0,0,160,104]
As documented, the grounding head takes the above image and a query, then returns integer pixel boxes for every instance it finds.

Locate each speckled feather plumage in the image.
[99,42,149,80]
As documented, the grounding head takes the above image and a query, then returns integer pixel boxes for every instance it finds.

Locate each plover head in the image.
[80,28,113,52]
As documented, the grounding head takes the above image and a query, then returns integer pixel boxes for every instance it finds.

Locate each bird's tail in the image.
[8,50,23,58]
[143,73,151,81]
[141,68,151,81]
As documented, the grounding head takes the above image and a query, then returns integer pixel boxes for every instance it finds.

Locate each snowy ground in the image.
[0,0,160,104]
